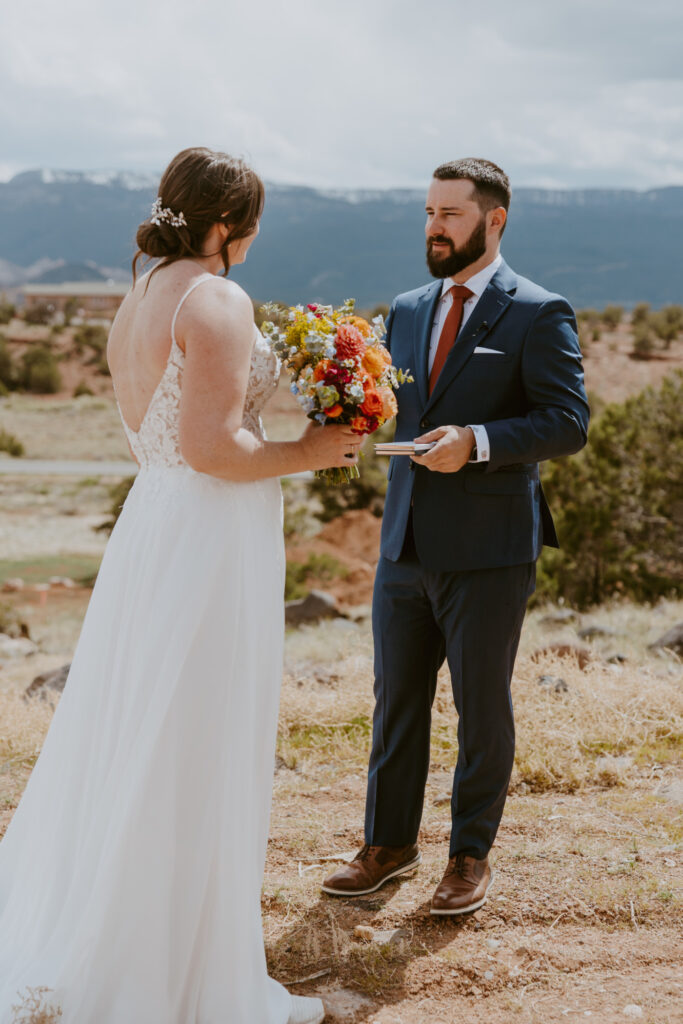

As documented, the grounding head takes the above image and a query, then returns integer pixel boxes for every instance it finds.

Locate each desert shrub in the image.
[630,321,656,360]
[23,301,53,325]
[536,373,683,608]
[0,428,24,456]
[591,325,601,342]
[0,296,15,325]
[308,421,395,521]
[285,552,348,601]
[0,335,17,389]
[577,308,600,327]
[19,346,62,393]
[97,476,135,533]
[631,302,651,326]
[601,305,623,329]
[63,297,79,326]
[651,309,681,348]
[73,323,108,358]
[73,380,94,397]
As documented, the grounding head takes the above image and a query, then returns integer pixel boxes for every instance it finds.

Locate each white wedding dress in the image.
[0,275,293,1024]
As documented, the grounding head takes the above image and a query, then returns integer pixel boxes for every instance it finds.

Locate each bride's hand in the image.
[300,420,361,470]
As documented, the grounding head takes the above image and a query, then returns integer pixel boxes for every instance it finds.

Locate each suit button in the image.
[420,418,430,429]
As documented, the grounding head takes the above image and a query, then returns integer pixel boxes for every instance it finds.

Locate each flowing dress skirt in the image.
[0,465,292,1024]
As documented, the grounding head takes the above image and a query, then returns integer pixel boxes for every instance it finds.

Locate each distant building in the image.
[21,281,130,318]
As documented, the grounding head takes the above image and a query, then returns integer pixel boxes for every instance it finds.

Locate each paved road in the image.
[0,459,312,480]
[0,458,137,476]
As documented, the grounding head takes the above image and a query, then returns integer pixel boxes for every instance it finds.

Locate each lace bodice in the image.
[115,275,280,469]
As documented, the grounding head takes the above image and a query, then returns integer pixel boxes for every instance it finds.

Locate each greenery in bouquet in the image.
[261,298,412,483]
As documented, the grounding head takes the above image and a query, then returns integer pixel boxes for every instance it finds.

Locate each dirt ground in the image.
[1,592,681,1024]
[0,313,681,1022]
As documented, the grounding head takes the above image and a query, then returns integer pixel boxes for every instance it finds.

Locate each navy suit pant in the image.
[365,514,535,858]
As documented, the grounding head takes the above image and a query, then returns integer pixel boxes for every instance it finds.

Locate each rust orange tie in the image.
[428,284,474,395]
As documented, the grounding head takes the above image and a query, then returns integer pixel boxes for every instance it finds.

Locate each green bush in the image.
[651,310,680,348]
[23,301,53,325]
[73,323,108,357]
[20,346,62,393]
[308,420,395,521]
[631,302,651,326]
[0,297,15,325]
[602,305,623,329]
[63,297,79,326]
[285,553,348,601]
[630,321,656,360]
[73,380,94,397]
[0,335,17,389]
[536,373,683,608]
[0,428,24,456]
[97,476,136,534]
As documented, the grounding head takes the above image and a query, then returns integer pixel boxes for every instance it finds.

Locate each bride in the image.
[0,147,358,1024]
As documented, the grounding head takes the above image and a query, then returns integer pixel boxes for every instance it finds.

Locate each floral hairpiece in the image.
[150,197,187,228]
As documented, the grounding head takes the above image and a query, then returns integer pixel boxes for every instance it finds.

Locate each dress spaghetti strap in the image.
[171,273,216,348]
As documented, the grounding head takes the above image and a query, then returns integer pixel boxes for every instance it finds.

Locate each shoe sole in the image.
[430,869,495,916]
[321,852,422,897]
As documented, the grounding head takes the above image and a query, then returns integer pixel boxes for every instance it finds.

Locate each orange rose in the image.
[380,346,392,366]
[360,388,383,417]
[377,386,398,419]
[361,347,385,378]
[351,415,371,434]
[313,359,332,382]
[341,315,373,338]
[325,403,343,418]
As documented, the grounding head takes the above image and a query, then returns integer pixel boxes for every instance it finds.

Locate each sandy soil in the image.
[1,602,681,1024]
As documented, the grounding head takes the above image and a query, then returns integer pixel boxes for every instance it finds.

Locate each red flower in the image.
[324,364,353,388]
[307,303,318,311]
[351,414,380,435]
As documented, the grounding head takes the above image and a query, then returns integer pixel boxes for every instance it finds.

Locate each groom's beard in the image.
[426,215,487,278]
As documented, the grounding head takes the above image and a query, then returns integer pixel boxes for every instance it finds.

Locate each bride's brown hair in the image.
[132,147,264,285]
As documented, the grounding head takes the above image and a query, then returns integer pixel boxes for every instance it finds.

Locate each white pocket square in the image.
[473,346,506,354]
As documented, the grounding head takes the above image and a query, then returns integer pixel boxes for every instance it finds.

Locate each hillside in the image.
[0,170,681,308]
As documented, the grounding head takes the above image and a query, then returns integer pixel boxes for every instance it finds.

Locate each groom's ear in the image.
[489,206,507,237]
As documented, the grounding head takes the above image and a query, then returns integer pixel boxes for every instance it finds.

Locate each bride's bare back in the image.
[108,264,228,435]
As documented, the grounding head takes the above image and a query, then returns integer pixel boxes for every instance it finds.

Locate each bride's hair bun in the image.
[132,147,264,283]
[135,220,186,260]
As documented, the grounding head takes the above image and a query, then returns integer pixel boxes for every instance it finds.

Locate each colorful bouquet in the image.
[261,299,413,483]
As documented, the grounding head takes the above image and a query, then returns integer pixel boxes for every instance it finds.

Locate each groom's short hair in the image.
[433,158,511,236]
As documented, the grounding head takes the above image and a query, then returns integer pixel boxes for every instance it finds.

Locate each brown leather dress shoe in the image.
[430,852,493,915]
[321,844,421,896]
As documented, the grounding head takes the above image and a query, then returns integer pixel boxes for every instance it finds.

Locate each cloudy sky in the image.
[1,0,681,190]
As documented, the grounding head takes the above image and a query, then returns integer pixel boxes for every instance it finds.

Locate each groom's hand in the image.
[410,425,475,473]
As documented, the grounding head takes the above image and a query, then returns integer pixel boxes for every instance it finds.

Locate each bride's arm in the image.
[177,279,357,482]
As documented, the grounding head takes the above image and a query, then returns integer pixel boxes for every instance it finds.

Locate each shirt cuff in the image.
[466,424,490,462]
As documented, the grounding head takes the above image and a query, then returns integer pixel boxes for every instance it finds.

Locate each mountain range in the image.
[1,170,680,309]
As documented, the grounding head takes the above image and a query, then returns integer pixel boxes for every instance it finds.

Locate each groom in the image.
[323,158,589,915]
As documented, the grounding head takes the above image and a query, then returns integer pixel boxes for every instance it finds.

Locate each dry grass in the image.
[1,602,681,1022]
[278,614,683,795]
[10,988,62,1023]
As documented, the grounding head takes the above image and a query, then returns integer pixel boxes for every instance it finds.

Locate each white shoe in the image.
[287,994,325,1024]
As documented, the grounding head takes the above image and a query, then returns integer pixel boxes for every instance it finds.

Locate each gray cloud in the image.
[0,0,681,189]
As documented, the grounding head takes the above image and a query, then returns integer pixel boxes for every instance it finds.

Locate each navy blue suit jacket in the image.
[380,259,590,572]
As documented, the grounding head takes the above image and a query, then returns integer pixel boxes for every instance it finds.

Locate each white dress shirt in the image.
[427,252,502,462]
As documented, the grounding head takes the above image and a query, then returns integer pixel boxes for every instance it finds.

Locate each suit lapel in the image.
[424,262,516,412]
[412,281,442,407]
